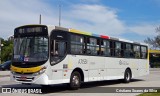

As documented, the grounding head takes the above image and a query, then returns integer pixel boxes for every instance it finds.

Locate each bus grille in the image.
[14,76,34,82]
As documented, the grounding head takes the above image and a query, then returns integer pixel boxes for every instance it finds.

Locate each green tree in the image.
[1,38,13,63]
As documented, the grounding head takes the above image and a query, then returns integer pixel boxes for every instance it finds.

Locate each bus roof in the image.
[50,25,148,46]
[15,24,148,46]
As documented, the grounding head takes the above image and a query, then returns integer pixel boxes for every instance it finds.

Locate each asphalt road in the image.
[0,69,160,96]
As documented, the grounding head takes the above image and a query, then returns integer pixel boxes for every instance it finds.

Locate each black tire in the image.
[69,71,81,90]
[124,69,131,83]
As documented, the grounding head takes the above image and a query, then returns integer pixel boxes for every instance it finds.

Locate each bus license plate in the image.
[20,76,27,80]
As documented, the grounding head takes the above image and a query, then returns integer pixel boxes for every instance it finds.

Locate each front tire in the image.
[124,69,131,83]
[69,71,81,90]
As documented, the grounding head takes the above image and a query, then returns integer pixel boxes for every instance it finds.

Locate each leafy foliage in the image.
[0,38,13,63]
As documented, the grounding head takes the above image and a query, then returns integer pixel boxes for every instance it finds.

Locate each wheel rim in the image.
[72,75,79,86]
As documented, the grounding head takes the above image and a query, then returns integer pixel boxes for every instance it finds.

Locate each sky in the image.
[0,0,160,42]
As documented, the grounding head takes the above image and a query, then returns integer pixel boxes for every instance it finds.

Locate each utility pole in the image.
[39,14,41,24]
[59,0,61,26]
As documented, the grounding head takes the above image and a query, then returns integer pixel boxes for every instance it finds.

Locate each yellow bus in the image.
[149,49,160,68]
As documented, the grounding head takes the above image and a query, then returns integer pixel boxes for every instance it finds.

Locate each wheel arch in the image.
[71,67,84,82]
[125,67,132,78]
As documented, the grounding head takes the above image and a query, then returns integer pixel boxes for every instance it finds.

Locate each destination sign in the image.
[18,27,43,33]
[14,25,48,37]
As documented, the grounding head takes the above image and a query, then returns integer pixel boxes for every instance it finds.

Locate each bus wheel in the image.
[70,71,81,90]
[124,69,131,83]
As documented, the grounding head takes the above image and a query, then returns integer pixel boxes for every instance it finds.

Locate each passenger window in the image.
[133,45,140,58]
[141,46,147,59]
[87,38,99,55]
[124,44,132,58]
[115,42,121,57]
[110,41,115,56]
[70,34,84,54]
[101,40,110,56]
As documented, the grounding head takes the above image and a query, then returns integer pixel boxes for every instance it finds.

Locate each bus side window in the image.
[115,42,121,57]
[97,39,100,55]
[50,40,67,64]
[110,41,115,56]
[129,44,134,58]
[133,45,140,58]
[101,40,110,56]
[141,46,147,59]
[70,34,84,54]
[57,42,66,56]
[51,40,54,56]
[87,37,99,55]
[124,43,132,58]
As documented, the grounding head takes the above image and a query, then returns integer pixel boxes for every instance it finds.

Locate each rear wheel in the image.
[124,69,131,83]
[69,71,81,90]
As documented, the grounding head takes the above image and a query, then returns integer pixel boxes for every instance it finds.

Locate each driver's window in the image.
[50,40,67,65]
[54,41,66,56]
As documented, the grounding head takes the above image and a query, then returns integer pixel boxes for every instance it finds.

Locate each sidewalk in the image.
[150,68,160,71]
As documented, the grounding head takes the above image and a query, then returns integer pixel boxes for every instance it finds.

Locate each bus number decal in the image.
[78,59,87,64]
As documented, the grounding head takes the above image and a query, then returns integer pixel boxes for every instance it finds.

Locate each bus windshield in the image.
[13,36,48,62]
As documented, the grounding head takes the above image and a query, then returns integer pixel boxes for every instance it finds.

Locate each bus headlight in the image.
[33,66,47,76]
